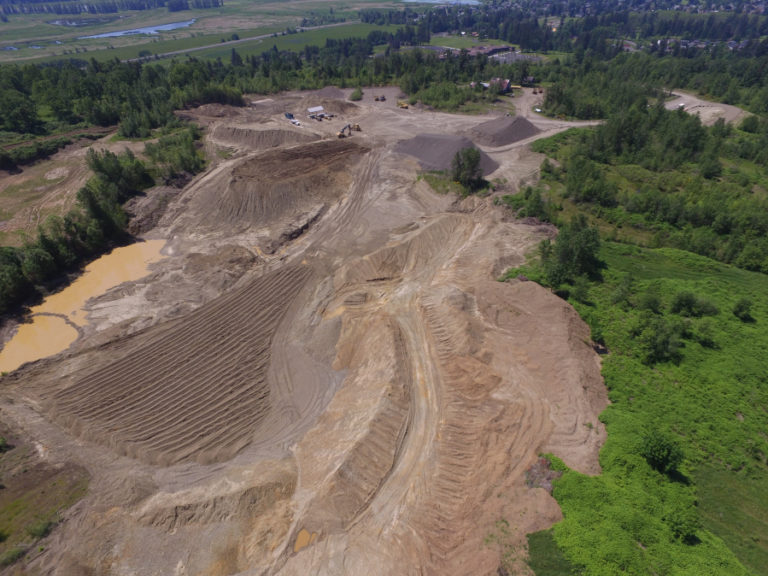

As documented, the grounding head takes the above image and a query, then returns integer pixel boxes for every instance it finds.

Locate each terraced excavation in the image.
[0,88,607,575]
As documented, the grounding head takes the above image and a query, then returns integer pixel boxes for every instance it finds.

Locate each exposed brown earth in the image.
[665,90,748,126]
[0,88,609,575]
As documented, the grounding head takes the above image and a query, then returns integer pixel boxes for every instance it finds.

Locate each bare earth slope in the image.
[0,88,607,575]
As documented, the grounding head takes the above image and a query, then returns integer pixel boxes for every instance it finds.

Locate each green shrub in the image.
[637,288,662,314]
[670,291,719,317]
[0,547,25,567]
[26,519,54,539]
[630,313,683,364]
[667,502,701,544]
[641,429,684,475]
[349,86,363,101]
[451,147,483,192]
[733,298,754,322]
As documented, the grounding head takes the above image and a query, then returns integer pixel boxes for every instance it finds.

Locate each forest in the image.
[0,0,221,15]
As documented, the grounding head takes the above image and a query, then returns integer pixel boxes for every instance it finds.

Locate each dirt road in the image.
[0,88,608,575]
[665,90,748,125]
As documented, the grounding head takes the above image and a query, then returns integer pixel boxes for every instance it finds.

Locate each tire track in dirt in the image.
[47,264,311,466]
[304,147,383,259]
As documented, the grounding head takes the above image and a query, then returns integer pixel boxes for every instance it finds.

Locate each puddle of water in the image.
[0,315,78,374]
[0,239,165,373]
[35,240,165,326]
[293,528,317,553]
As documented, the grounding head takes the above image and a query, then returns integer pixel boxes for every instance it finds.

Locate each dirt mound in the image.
[313,86,345,99]
[184,138,368,233]
[48,265,311,466]
[395,134,499,176]
[470,115,541,147]
[210,126,318,150]
[297,95,359,117]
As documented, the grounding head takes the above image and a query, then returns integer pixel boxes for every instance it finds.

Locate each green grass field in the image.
[428,34,518,50]
[512,118,768,576]
[0,0,399,64]
[190,23,401,61]
[514,241,768,575]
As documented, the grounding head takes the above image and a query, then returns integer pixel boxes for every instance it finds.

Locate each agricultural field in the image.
[0,0,400,64]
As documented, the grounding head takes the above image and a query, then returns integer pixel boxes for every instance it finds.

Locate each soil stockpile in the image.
[395,134,498,176]
[48,264,311,466]
[470,116,541,147]
[183,138,368,231]
[210,126,318,150]
[313,86,345,99]
[297,95,359,116]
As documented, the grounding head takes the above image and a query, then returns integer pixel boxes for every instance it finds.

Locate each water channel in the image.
[78,19,195,39]
[0,239,165,374]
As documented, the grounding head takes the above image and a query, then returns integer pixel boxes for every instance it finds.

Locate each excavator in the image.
[337,124,361,138]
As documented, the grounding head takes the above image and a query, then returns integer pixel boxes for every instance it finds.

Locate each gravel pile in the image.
[471,116,540,147]
[395,134,498,175]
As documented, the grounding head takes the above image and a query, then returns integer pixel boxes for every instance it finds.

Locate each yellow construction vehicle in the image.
[397,100,409,109]
[337,124,353,138]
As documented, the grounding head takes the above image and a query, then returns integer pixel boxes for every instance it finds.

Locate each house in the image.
[489,78,512,93]
[472,78,512,93]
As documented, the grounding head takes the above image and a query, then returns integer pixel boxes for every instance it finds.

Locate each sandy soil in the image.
[0,88,609,575]
[666,90,748,126]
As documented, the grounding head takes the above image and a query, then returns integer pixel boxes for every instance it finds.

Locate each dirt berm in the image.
[0,89,607,576]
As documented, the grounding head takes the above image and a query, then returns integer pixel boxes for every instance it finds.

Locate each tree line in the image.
[0,126,203,314]
[536,101,768,274]
[0,0,220,14]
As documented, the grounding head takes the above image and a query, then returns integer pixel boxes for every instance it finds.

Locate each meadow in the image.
[510,240,768,575]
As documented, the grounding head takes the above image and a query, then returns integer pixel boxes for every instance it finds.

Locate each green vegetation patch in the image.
[532,107,768,276]
[194,23,399,61]
[419,171,465,196]
[527,529,580,576]
[509,241,768,575]
[0,425,89,568]
[696,467,768,575]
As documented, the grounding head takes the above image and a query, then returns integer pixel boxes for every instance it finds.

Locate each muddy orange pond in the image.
[0,240,165,373]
